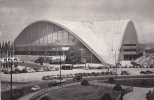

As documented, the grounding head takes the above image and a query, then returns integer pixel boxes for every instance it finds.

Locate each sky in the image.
[0,0,154,43]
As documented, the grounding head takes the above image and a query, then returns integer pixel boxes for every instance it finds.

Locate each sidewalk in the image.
[90,80,131,89]
[92,80,154,100]
[123,87,154,100]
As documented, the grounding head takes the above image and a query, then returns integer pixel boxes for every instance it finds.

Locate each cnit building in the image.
[13,20,143,65]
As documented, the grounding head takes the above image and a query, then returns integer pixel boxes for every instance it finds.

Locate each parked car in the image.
[22,68,31,73]
[121,71,130,75]
[145,70,153,74]
[105,71,110,75]
[84,67,90,70]
[31,85,41,92]
[49,68,57,71]
[140,71,146,74]
[109,71,117,75]
[42,76,49,80]
[30,68,36,73]
[82,73,88,77]
[4,69,11,74]
[34,57,44,63]
[96,72,102,76]
[73,75,82,81]
[140,70,153,74]
[91,72,98,76]
[36,68,44,72]
[48,75,54,80]
[101,71,105,75]
[66,74,74,78]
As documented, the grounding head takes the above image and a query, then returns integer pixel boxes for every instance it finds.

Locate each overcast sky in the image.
[0,0,154,43]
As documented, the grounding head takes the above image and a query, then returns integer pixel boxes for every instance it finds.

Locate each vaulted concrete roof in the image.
[14,20,138,65]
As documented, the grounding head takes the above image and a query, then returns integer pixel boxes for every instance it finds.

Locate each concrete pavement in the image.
[123,87,154,100]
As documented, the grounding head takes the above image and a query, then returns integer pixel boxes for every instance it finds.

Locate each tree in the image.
[81,80,89,85]
[10,43,14,57]
[65,47,81,66]
[101,93,112,100]
[5,41,8,54]
[108,77,115,83]
[40,96,50,100]
[2,41,5,57]
[113,84,123,91]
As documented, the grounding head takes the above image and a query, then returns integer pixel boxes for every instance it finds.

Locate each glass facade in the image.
[15,22,77,47]
[14,21,101,63]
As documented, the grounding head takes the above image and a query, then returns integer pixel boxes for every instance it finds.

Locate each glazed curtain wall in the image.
[14,22,78,51]
[14,22,76,47]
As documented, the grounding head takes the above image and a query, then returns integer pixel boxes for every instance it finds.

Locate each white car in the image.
[37,68,44,72]
[31,85,41,92]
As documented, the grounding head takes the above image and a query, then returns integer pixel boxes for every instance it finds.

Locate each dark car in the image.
[73,75,82,81]
[42,76,49,80]
[145,70,153,74]
[140,71,146,74]
[110,71,117,75]
[48,81,58,87]
[101,71,105,75]
[12,68,22,74]
[4,69,11,74]
[91,72,97,76]
[121,71,130,75]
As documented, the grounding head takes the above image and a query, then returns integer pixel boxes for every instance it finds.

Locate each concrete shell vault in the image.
[14,20,138,65]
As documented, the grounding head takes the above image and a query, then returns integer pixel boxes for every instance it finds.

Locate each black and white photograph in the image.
[0,0,154,100]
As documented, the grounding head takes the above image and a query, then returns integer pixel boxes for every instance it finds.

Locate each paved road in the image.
[18,82,79,100]
[123,87,154,100]
[18,80,154,100]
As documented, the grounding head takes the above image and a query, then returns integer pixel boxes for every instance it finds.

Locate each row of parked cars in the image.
[140,70,154,74]
[42,70,130,81]
[3,66,59,74]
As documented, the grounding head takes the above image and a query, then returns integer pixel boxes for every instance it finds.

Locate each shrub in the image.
[81,80,89,86]
[140,80,148,86]
[101,93,112,100]
[113,84,122,91]
[40,96,50,100]
[108,77,115,83]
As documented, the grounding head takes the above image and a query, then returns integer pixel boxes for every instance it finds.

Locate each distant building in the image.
[145,47,154,57]
[13,20,140,65]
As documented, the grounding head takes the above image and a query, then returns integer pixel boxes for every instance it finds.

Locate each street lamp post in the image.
[58,48,62,86]
[115,50,118,81]
[112,49,118,80]
[80,48,83,63]
[9,59,13,99]
[60,52,62,86]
